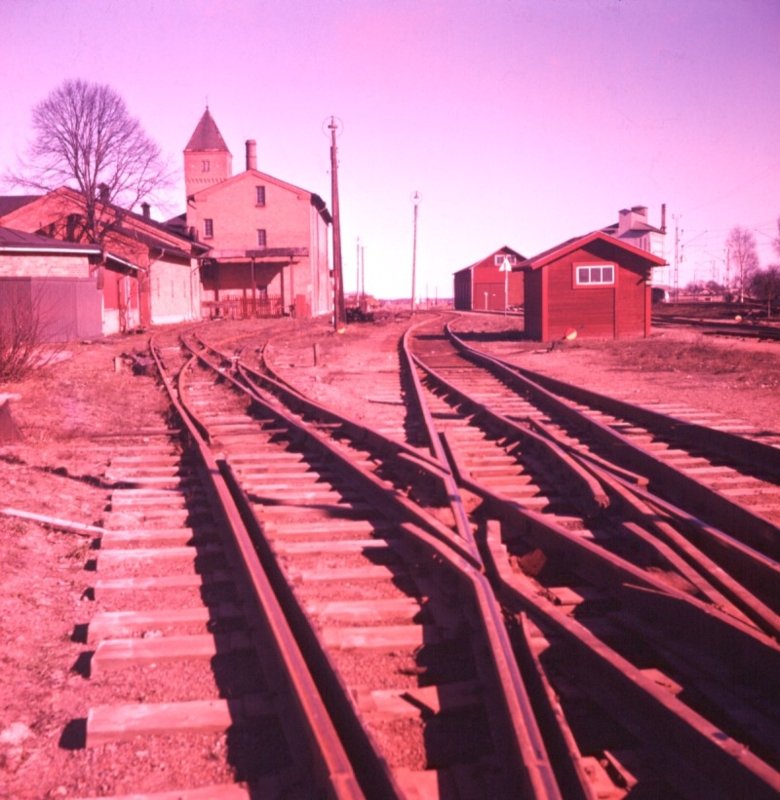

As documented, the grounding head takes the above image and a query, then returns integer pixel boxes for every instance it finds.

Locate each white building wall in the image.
[150,258,198,324]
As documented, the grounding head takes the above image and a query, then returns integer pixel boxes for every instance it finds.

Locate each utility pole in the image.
[355,236,360,308]
[328,116,346,330]
[673,215,681,302]
[361,244,365,303]
[411,191,421,314]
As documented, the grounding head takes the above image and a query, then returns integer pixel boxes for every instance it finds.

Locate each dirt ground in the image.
[1,313,779,797]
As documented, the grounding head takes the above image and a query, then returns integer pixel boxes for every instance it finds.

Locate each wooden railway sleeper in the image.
[444,323,780,560]
[482,521,780,800]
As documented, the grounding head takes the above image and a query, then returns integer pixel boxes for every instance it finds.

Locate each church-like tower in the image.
[183,108,232,199]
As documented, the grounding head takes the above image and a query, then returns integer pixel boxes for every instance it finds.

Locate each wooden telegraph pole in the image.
[328,117,346,330]
[411,190,421,314]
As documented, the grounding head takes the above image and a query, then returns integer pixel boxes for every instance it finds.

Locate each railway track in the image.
[399,316,780,799]
[653,314,780,342]
[118,329,562,798]
[443,317,780,602]
[70,331,364,798]
[233,313,780,798]
[68,314,779,798]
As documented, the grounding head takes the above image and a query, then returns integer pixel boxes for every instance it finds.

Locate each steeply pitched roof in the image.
[518,231,667,270]
[456,245,525,274]
[185,108,230,153]
[0,226,100,254]
[0,195,40,217]
[1,187,208,258]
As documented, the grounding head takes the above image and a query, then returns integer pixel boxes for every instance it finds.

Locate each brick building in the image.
[176,109,332,319]
[0,188,204,334]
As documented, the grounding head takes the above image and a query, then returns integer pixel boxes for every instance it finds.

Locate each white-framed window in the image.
[256,186,266,206]
[204,218,214,239]
[495,253,517,266]
[575,263,615,286]
[257,229,267,247]
[202,160,210,172]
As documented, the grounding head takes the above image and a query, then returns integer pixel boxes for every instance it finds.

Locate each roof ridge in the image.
[185,108,230,153]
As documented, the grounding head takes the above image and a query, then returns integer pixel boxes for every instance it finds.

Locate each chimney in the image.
[141,202,150,220]
[660,203,667,233]
[98,183,110,202]
[246,139,257,171]
[617,208,631,236]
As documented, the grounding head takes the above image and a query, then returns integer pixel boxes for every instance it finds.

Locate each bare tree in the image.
[726,226,760,303]
[6,79,171,243]
[774,216,780,260]
[749,266,780,318]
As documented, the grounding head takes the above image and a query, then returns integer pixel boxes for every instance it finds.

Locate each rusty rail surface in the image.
[188,317,780,799]
[173,332,564,798]
[150,334,368,798]
[406,315,780,799]
[444,322,780,562]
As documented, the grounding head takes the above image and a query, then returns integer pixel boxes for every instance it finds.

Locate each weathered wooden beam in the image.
[0,507,103,537]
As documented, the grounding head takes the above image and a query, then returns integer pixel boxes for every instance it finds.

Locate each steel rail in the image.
[405,325,763,622]
[409,342,772,633]
[186,333,482,570]
[482,345,780,478]
[440,322,780,621]
[444,446,780,778]
[444,323,780,560]
[149,335,366,799]
[483,520,780,800]
[399,319,564,799]
[178,333,565,798]
[577,452,780,636]
[405,319,780,796]
[435,420,779,672]
[653,315,780,342]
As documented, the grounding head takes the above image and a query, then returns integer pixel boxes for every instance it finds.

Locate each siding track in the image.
[74,315,779,799]
[72,333,365,800]
[160,330,563,798]
[399,314,780,799]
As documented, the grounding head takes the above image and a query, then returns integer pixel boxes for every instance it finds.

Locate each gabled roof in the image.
[185,108,230,153]
[602,221,663,236]
[0,226,100,254]
[455,245,525,275]
[0,186,208,258]
[517,231,667,270]
[190,168,331,224]
[0,195,40,217]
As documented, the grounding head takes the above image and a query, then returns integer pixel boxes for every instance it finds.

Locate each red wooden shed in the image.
[453,246,525,312]
[518,231,666,341]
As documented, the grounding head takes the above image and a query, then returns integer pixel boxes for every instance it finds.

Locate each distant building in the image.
[453,246,525,311]
[0,188,204,336]
[602,204,668,287]
[176,108,332,319]
[518,231,666,341]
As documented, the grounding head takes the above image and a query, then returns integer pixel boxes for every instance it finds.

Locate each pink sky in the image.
[2,0,778,298]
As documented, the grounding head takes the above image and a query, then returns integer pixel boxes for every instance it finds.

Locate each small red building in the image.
[518,231,666,341]
[453,246,525,311]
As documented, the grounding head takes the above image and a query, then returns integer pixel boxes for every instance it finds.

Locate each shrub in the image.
[0,290,48,381]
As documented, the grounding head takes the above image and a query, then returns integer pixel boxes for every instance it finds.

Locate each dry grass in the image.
[593,335,780,388]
